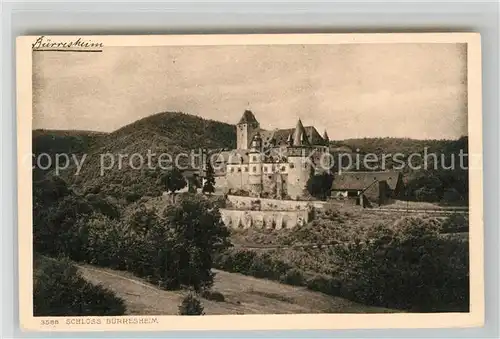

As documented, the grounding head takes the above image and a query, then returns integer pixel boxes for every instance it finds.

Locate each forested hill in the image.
[331,137,468,156]
[33,129,108,156]
[48,112,236,201]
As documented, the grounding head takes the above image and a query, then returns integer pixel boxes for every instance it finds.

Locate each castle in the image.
[208,110,331,199]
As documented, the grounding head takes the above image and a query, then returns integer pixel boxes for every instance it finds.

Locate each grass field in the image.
[77,264,396,315]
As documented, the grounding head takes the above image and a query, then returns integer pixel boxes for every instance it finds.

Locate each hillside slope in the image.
[59,112,236,199]
[33,129,107,156]
[78,264,395,315]
[33,129,108,181]
[331,136,467,157]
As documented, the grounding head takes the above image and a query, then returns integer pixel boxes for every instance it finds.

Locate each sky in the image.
[32,43,467,140]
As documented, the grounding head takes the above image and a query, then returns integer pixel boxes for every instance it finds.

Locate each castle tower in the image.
[292,119,309,146]
[248,133,263,196]
[286,118,313,199]
[287,149,312,200]
[236,109,260,150]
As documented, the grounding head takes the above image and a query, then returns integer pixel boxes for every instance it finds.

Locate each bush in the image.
[305,274,341,296]
[178,293,204,315]
[281,268,305,286]
[33,255,126,316]
[440,214,469,233]
[335,217,469,312]
[201,290,225,302]
[82,214,130,270]
[415,186,439,202]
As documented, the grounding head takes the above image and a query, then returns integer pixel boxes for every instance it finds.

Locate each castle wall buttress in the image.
[226,166,250,192]
[287,157,312,199]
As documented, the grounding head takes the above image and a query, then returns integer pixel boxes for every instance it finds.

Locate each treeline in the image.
[216,215,469,312]
[332,137,463,156]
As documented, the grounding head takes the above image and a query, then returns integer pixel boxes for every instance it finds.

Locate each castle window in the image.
[230,168,234,173]
[281,166,286,171]
[289,163,295,169]
[263,167,267,173]
[238,167,241,172]
[268,176,272,180]
[244,166,248,172]
[252,166,256,172]
[252,156,257,162]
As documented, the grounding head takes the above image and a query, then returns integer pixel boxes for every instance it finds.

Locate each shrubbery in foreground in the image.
[336,217,469,312]
[33,255,126,316]
[33,176,232,293]
[215,216,469,312]
[178,292,205,315]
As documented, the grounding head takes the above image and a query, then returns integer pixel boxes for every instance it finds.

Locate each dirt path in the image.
[77,264,394,315]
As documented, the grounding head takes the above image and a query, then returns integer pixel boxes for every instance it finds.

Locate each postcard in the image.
[16,32,483,331]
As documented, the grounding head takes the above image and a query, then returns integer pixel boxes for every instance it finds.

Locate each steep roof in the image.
[331,171,403,191]
[259,125,325,148]
[238,110,259,125]
[292,119,309,146]
[304,126,325,145]
[323,130,330,142]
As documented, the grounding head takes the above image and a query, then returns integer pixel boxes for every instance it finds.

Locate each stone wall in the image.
[220,209,309,230]
[226,195,314,211]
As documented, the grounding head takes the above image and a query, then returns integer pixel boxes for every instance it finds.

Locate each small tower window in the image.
[252,166,257,172]
[244,166,248,172]
[263,167,267,173]
[238,167,241,172]
[289,163,295,169]
[281,166,286,171]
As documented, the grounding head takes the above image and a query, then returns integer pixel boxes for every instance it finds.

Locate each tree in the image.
[306,172,334,200]
[127,204,160,236]
[162,195,231,291]
[161,168,187,202]
[178,292,204,315]
[202,160,215,195]
[415,186,439,202]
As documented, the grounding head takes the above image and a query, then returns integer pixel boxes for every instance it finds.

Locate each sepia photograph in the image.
[17,33,483,331]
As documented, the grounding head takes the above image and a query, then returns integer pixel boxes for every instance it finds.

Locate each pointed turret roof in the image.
[238,109,259,125]
[323,130,330,142]
[292,119,309,146]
